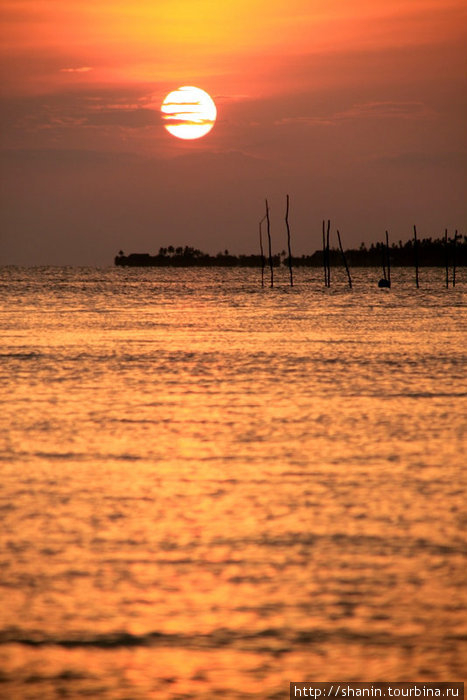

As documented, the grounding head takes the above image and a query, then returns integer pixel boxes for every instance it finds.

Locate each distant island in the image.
[115,237,466,268]
[115,247,279,268]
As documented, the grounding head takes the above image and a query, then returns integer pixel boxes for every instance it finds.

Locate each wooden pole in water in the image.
[386,230,391,288]
[413,225,419,288]
[378,232,391,288]
[285,194,293,287]
[322,220,327,287]
[265,199,273,288]
[326,219,331,287]
[337,230,352,288]
[259,215,266,288]
[453,230,458,287]
[381,244,387,282]
[444,228,449,288]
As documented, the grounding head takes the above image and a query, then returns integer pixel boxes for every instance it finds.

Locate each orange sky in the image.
[1,0,466,264]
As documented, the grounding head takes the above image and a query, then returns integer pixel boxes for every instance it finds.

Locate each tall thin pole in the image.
[386,230,391,288]
[259,215,266,288]
[453,230,458,287]
[445,228,449,288]
[322,220,327,287]
[413,225,419,289]
[285,194,293,287]
[326,219,331,287]
[265,199,273,288]
[337,230,352,288]
[381,245,387,282]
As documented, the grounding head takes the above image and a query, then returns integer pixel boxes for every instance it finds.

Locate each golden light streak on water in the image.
[0,266,466,698]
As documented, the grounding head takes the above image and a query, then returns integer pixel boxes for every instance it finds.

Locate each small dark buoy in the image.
[378,278,391,288]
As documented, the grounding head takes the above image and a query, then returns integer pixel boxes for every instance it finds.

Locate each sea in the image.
[0,265,466,699]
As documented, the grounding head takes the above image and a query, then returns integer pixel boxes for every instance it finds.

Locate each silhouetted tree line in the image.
[288,236,467,267]
[115,236,466,268]
[115,246,281,267]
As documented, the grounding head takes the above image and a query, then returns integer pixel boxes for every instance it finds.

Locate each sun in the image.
[161,86,217,140]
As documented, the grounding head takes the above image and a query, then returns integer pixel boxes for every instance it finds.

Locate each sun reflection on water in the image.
[0,266,466,697]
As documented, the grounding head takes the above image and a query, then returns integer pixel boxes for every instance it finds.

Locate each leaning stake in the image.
[337,230,352,288]
[386,230,391,288]
[378,231,391,288]
[381,242,387,282]
[285,194,293,287]
[453,230,458,287]
[413,225,419,289]
[265,199,273,288]
[322,220,327,287]
[259,215,266,288]
[444,229,449,288]
[326,219,331,287]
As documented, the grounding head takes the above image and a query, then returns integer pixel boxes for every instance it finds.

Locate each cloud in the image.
[0,147,140,167]
[83,107,160,128]
[337,101,434,119]
[374,150,467,170]
[0,85,163,136]
[274,101,434,128]
[60,66,93,73]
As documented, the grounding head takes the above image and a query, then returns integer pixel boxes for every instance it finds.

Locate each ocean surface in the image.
[0,265,466,699]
